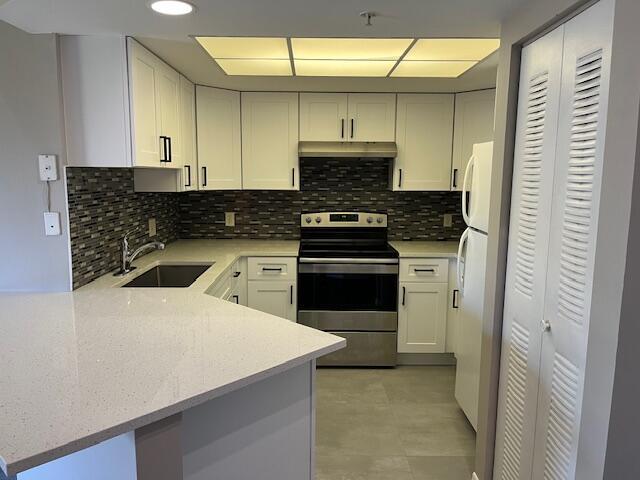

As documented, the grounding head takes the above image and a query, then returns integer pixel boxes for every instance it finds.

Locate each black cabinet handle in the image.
[452,289,459,309]
[184,165,191,187]
[290,285,293,305]
[167,136,172,163]
[262,267,283,272]
[453,168,458,188]
[402,286,406,306]
[202,166,207,187]
[160,136,169,162]
[232,295,239,304]
[350,118,354,138]
[233,271,241,278]
[398,168,402,188]
[340,118,345,139]
[415,268,436,273]
[292,168,295,187]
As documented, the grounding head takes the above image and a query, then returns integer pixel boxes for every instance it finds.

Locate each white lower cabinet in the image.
[398,282,448,353]
[248,281,297,322]
[446,259,460,354]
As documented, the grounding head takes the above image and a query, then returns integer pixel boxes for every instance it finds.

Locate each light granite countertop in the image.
[0,239,347,476]
[390,240,459,258]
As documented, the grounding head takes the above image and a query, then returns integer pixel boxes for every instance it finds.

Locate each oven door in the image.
[298,259,398,330]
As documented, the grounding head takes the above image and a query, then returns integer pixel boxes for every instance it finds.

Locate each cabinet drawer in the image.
[400,258,449,283]
[248,257,297,281]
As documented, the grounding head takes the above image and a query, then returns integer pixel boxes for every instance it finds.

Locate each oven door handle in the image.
[298,263,399,275]
[299,257,398,264]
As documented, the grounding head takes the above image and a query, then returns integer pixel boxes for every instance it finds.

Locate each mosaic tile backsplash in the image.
[67,160,464,288]
[177,159,465,240]
[67,168,179,289]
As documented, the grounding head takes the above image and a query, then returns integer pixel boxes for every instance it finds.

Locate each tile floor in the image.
[315,366,475,480]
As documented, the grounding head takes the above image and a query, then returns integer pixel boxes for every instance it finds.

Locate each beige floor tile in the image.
[407,455,474,480]
[400,428,476,457]
[316,455,414,480]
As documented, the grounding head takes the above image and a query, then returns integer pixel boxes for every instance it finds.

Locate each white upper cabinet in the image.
[394,94,454,191]
[241,92,299,190]
[299,93,348,142]
[196,86,242,190]
[451,89,496,191]
[179,75,197,191]
[155,61,181,167]
[347,93,396,142]
[299,93,396,142]
[128,40,162,167]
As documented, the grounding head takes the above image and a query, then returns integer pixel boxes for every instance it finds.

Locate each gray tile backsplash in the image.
[66,167,179,289]
[67,159,464,288]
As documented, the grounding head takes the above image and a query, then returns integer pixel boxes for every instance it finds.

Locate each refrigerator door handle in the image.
[462,155,475,226]
[457,227,470,294]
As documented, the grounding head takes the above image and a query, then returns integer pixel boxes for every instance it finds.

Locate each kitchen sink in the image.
[121,264,212,288]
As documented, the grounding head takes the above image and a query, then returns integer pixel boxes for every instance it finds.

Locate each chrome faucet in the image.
[114,229,165,275]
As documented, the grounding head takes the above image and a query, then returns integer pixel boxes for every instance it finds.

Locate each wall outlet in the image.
[225,212,236,227]
[443,213,453,228]
[148,218,157,237]
[44,212,61,236]
[38,154,58,181]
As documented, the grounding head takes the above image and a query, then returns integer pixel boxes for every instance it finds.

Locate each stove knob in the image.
[367,216,374,224]
[305,216,312,224]
[315,216,322,224]
[377,217,384,224]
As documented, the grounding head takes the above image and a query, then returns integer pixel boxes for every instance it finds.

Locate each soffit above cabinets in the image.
[194,36,500,78]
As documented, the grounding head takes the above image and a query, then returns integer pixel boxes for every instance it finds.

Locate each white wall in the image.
[0,20,71,292]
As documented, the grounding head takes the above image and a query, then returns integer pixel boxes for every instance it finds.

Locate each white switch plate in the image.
[225,212,236,227]
[38,155,58,181]
[443,213,453,227]
[148,218,157,237]
[44,212,61,236]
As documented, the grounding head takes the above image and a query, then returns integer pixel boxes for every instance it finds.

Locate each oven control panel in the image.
[301,212,387,227]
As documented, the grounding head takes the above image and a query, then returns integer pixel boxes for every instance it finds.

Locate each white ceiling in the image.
[0,0,526,92]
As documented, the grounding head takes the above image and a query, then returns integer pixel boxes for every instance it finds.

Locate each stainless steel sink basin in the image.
[122,264,212,288]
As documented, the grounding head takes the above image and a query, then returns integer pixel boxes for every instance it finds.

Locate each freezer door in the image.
[462,141,493,233]
[454,228,487,430]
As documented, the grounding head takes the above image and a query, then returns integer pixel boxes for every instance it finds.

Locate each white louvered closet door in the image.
[493,25,564,480]
[532,0,613,478]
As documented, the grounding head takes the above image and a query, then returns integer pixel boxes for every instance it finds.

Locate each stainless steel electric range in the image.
[297,212,399,366]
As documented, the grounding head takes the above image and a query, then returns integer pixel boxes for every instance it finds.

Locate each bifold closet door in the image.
[532,0,613,478]
[493,25,564,480]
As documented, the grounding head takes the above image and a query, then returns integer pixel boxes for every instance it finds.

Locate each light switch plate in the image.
[443,213,453,227]
[44,212,61,236]
[38,155,58,181]
[225,212,236,227]
[148,218,157,237]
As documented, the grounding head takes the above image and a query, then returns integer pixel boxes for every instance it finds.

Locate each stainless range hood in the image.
[298,141,397,158]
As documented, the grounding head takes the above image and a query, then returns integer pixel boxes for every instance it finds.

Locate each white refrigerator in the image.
[454,141,493,431]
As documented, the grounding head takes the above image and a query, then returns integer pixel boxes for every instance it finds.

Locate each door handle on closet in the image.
[541,319,551,332]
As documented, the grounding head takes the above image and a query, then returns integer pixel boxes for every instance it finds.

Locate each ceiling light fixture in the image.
[150,0,194,16]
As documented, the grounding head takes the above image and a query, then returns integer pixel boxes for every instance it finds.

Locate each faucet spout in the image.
[114,230,165,276]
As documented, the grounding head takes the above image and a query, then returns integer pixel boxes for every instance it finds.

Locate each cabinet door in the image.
[446,259,459,354]
[532,1,613,478]
[397,282,447,353]
[196,86,242,190]
[394,94,454,191]
[156,62,181,168]
[248,281,297,322]
[179,76,197,191]
[241,92,299,190]
[347,93,396,142]
[451,89,496,191]
[299,93,348,142]
[129,40,162,167]
[493,25,564,479]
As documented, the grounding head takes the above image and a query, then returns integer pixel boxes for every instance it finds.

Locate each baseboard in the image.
[396,353,456,366]
[472,472,480,480]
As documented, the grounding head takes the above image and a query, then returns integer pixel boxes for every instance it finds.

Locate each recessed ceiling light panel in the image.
[391,60,477,78]
[404,38,499,61]
[295,59,395,77]
[150,0,194,16]
[291,38,412,61]
[195,37,290,59]
[215,59,292,76]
